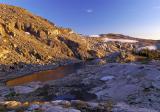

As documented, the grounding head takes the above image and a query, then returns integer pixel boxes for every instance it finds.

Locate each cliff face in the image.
[0,4,103,65]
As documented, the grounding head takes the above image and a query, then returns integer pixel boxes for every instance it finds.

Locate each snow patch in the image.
[89,35,100,37]
[138,45,157,51]
[103,38,138,43]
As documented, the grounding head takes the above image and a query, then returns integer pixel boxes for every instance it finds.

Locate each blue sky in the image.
[0,0,160,39]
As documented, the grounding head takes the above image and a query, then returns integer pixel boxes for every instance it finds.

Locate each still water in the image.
[6,63,85,86]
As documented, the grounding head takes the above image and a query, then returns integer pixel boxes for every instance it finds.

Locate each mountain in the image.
[0,4,159,66]
[0,4,106,65]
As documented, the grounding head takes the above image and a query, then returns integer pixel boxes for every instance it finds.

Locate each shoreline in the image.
[0,59,82,84]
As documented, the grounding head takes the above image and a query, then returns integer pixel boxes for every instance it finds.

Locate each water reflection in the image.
[6,63,85,86]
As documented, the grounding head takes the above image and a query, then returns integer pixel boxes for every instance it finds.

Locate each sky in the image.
[0,0,160,40]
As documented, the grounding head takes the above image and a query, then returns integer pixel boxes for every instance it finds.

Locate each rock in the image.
[54,94,77,101]
[14,86,36,94]
[113,102,158,112]
[4,101,22,109]
[28,104,40,111]
[0,97,5,101]
[100,76,115,81]
[45,106,63,112]
[67,109,81,112]
[0,86,11,97]
[8,111,16,112]
[41,103,53,111]
[14,82,42,94]
[51,100,71,107]
[108,84,139,101]
[71,100,88,108]
[45,106,80,112]
[106,52,121,62]
[38,30,47,40]
[89,59,106,65]
[152,81,160,89]
[25,32,30,35]
[87,102,99,108]
[0,24,5,37]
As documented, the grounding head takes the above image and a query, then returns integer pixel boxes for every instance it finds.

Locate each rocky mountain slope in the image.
[0,4,160,66]
[0,4,107,65]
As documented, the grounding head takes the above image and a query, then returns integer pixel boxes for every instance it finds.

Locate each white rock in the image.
[100,76,115,81]
[14,82,42,94]
[14,86,35,94]
[25,32,30,35]
[51,100,71,106]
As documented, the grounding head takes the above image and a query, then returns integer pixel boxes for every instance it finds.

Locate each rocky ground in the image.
[1,60,160,112]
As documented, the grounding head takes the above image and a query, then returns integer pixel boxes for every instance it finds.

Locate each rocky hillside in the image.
[0,4,159,66]
[0,4,107,65]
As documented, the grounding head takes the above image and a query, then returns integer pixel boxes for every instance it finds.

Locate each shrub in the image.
[133,49,160,60]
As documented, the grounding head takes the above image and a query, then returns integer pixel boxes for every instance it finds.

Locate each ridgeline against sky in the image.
[0,0,160,39]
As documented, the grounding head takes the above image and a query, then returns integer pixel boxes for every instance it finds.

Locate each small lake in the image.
[6,62,86,86]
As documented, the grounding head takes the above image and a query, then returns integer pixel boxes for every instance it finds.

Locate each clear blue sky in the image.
[0,0,160,39]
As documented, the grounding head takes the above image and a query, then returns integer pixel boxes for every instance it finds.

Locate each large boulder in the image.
[14,82,43,94]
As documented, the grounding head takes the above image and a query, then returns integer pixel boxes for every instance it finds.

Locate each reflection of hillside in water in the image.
[7,63,85,86]
[156,43,160,50]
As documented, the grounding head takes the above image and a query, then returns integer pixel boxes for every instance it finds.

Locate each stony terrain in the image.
[1,4,160,112]
[1,61,160,111]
